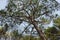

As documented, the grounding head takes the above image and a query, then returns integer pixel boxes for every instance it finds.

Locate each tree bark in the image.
[27,16,47,40]
[32,21,47,40]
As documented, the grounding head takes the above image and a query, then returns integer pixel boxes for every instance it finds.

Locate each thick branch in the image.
[32,20,47,40]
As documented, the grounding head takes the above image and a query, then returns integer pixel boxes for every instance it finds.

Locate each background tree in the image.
[44,27,58,40]
[44,17,60,40]
[0,23,9,40]
[45,26,60,40]
[54,17,60,29]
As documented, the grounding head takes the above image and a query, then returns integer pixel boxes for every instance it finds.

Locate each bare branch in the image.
[20,23,31,34]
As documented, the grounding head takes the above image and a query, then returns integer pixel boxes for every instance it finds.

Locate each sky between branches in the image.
[0,0,60,28]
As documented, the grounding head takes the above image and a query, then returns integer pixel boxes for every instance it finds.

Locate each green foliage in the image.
[54,17,60,28]
[0,24,9,37]
[0,26,3,33]
[45,27,58,34]
[32,0,38,3]
[0,10,7,17]
[41,17,50,24]
[12,30,19,37]
[44,27,60,40]
[22,35,40,40]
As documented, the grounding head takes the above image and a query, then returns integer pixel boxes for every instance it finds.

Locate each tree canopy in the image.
[0,0,60,40]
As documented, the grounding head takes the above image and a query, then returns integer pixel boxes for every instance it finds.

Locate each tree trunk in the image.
[28,16,47,40]
[32,21,47,40]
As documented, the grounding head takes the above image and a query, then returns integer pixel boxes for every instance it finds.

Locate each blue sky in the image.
[0,0,8,10]
[56,0,60,3]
